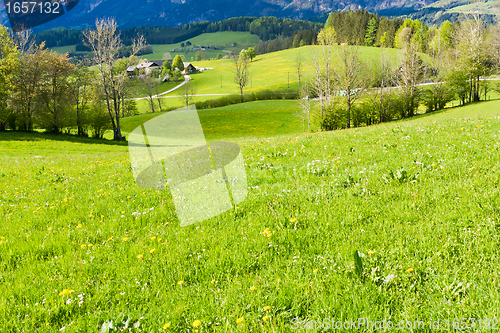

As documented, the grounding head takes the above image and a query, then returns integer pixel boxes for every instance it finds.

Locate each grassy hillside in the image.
[146,32,260,61]
[183,46,403,96]
[120,100,304,141]
[1,99,500,331]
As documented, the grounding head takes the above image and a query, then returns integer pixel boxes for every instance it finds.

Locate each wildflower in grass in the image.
[88,244,93,247]
[178,280,184,285]
[368,251,374,255]
[250,286,256,291]
[407,268,414,273]
[211,280,216,284]
[151,237,156,241]
[263,315,269,322]
[59,289,75,296]
[260,228,273,237]
[137,254,144,259]
[107,236,113,241]
[313,269,319,274]
[123,237,129,242]
[150,249,156,254]
[192,320,201,328]
[237,317,244,324]
[290,218,297,223]
[163,322,171,329]
[264,306,271,311]
[76,224,82,229]
[80,244,86,249]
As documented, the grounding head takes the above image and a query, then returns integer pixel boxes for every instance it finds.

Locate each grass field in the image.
[180,46,403,97]
[1,98,500,331]
[120,100,304,141]
[50,45,77,54]
[139,32,260,62]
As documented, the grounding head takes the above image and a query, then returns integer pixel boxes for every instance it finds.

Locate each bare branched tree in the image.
[295,54,303,92]
[181,79,196,106]
[83,18,145,140]
[307,27,336,119]
[398,39,424,118]
[453,13,490,103]
[335,45,371,128]
[14,29,33,54]
[297,85,311,132]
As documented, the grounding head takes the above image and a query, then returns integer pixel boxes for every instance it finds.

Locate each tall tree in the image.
[308,26,336,118]
[234,50,250,102]
[334,45,371,128]
[0,25,19,131]
[453,15,491,103]
[70,64,94,136]
[39,51,75,133]
[398,39,423,118]
[83,18,145,140]
[12,43,48,131]
[364,18,378,46]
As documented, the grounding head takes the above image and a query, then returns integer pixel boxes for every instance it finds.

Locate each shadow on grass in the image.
[0,131,128,146]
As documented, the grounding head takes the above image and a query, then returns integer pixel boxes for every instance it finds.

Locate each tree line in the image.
[0,19,146,140]
[297,13,500,132]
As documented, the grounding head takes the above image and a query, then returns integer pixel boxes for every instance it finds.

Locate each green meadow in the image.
[143,32,260,61]
[1,97,500,331]
[181,46,403,96]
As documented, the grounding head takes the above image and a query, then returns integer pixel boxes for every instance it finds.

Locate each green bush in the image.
[195,90,297,110]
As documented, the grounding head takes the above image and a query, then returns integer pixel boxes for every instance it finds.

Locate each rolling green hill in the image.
[179,46,403,96]
[147,32,261,61]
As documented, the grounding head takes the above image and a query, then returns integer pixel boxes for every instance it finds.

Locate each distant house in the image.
[126,66,136,76]
[130,60,172,75]
[182,62,197,74]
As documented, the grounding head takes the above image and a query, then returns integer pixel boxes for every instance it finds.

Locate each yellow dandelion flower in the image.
[80,244,86,249]
[178,280,184,285]
[236,317,244,324]
[211,279,216,284]
[313,269,319,274]
[107,236,113,241]
[250,286,256,291]
[151,237,156,241]
[289,218,297,223]
[264,306,271,311]
[137,254,144,259]
[122,237,129,242]
[59,289,75,296]
[163,322,171,329]
[88,244,93,247]
[76,224,82,229]
[263,315,269,322]
[407,268,414,273]
[192,320,201,328]
[368,251,374,255]
[150,248,156,254]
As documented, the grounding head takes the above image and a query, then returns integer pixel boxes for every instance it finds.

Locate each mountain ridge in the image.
[1,0,438,31]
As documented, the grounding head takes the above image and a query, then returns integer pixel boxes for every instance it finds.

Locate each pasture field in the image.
[1,100,500,331]
[120,100,304,141]
[147,32,260,61]
[181,46,403,96]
